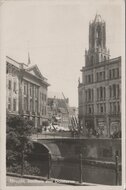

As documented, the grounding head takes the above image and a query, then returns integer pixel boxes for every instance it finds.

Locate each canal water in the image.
[29,159,121,185]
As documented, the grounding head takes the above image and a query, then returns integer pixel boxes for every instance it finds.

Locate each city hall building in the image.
[78,14,121,138]
[6,56,49,128]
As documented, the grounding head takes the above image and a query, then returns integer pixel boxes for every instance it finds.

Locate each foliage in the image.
[7,161,40,175]
[6,114,35,174]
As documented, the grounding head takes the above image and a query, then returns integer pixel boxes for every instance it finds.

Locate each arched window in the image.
[104,56,106,61]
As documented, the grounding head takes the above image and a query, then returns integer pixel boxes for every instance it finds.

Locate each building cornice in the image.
[81,56,121,72]
[6,56,50,87]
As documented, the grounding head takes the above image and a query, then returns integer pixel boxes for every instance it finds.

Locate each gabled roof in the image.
[26,64,45,80]
[6,56,49,86]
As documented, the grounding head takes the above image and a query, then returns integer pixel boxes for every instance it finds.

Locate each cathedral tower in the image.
[85,14,110,66]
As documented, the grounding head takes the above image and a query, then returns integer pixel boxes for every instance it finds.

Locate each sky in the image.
[1,0,124,107]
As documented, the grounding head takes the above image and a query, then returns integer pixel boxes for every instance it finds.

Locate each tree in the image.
[6,114,36,175]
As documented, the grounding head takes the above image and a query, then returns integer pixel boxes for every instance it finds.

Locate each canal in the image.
[28,158,121,185]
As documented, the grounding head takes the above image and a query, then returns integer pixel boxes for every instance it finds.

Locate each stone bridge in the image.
[32,138,121,162]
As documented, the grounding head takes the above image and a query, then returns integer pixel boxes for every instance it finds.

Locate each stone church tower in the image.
[85,14,110,66]
[78,14,121,138]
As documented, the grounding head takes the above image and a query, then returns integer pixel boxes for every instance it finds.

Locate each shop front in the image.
[109,117,121,137]
[97,118,107,137]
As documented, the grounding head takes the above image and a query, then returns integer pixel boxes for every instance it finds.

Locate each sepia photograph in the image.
[0,0,125,189]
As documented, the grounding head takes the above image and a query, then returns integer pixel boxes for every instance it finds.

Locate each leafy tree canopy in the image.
[6,114,34,170]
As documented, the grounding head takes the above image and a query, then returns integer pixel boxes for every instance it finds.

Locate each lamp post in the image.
[79,153,83,184]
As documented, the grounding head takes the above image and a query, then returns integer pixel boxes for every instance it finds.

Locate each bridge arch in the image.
[32,141,62,160]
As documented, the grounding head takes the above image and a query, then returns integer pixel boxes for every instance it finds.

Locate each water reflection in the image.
[30,160,121,185]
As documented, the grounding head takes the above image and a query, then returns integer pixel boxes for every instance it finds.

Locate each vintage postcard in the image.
[0,0,125,189]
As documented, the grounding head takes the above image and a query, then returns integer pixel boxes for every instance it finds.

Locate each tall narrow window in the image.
[8,80,12,90]
[89,107,91,114]
[101,54,103,62]
[24,82,27,95]
[24,97,28,111]
[109,70,111,79]
[45,107,46,115]
[96,73,98,82]
[117,68,119,78]
[100,72,102,81]
[92,74,93,83]
[88,89,91,101]
[92,89,94,101]
[113,84,116,98]
[104,103,106,113]
[100,87,103,100]
[97,104,99,113]
[88,75,90,83]
[13,81,16,92]
[8,97,11,110]
[85,76,87,83]
[35,101,38,112]
[30,84,32,97]
[113,102,116,113]
[103,71,105,80]
[45,94,47,101]
[100,105,103,113]
[85,91,87,102]
[97,88,99,101]
[13,99,16,111]
[112,69,115,79]
[109,86,111,99]
[42,107,44,115]
[91,56,93,65]
[117,102,120,113]
[35,87,38,98]
[30,99,33,112]
[104,87,106,100]
[110,103,112,113]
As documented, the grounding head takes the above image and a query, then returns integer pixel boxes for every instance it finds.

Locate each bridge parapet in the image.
[33,138,121,162]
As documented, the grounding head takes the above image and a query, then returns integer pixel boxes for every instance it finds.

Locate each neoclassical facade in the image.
[78,15,121,137]
[6,56,49,128]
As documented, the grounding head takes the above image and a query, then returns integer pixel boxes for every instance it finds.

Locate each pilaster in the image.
[28,83,30,111]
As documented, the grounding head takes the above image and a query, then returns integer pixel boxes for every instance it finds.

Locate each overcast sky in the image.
[1,0,124,107]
